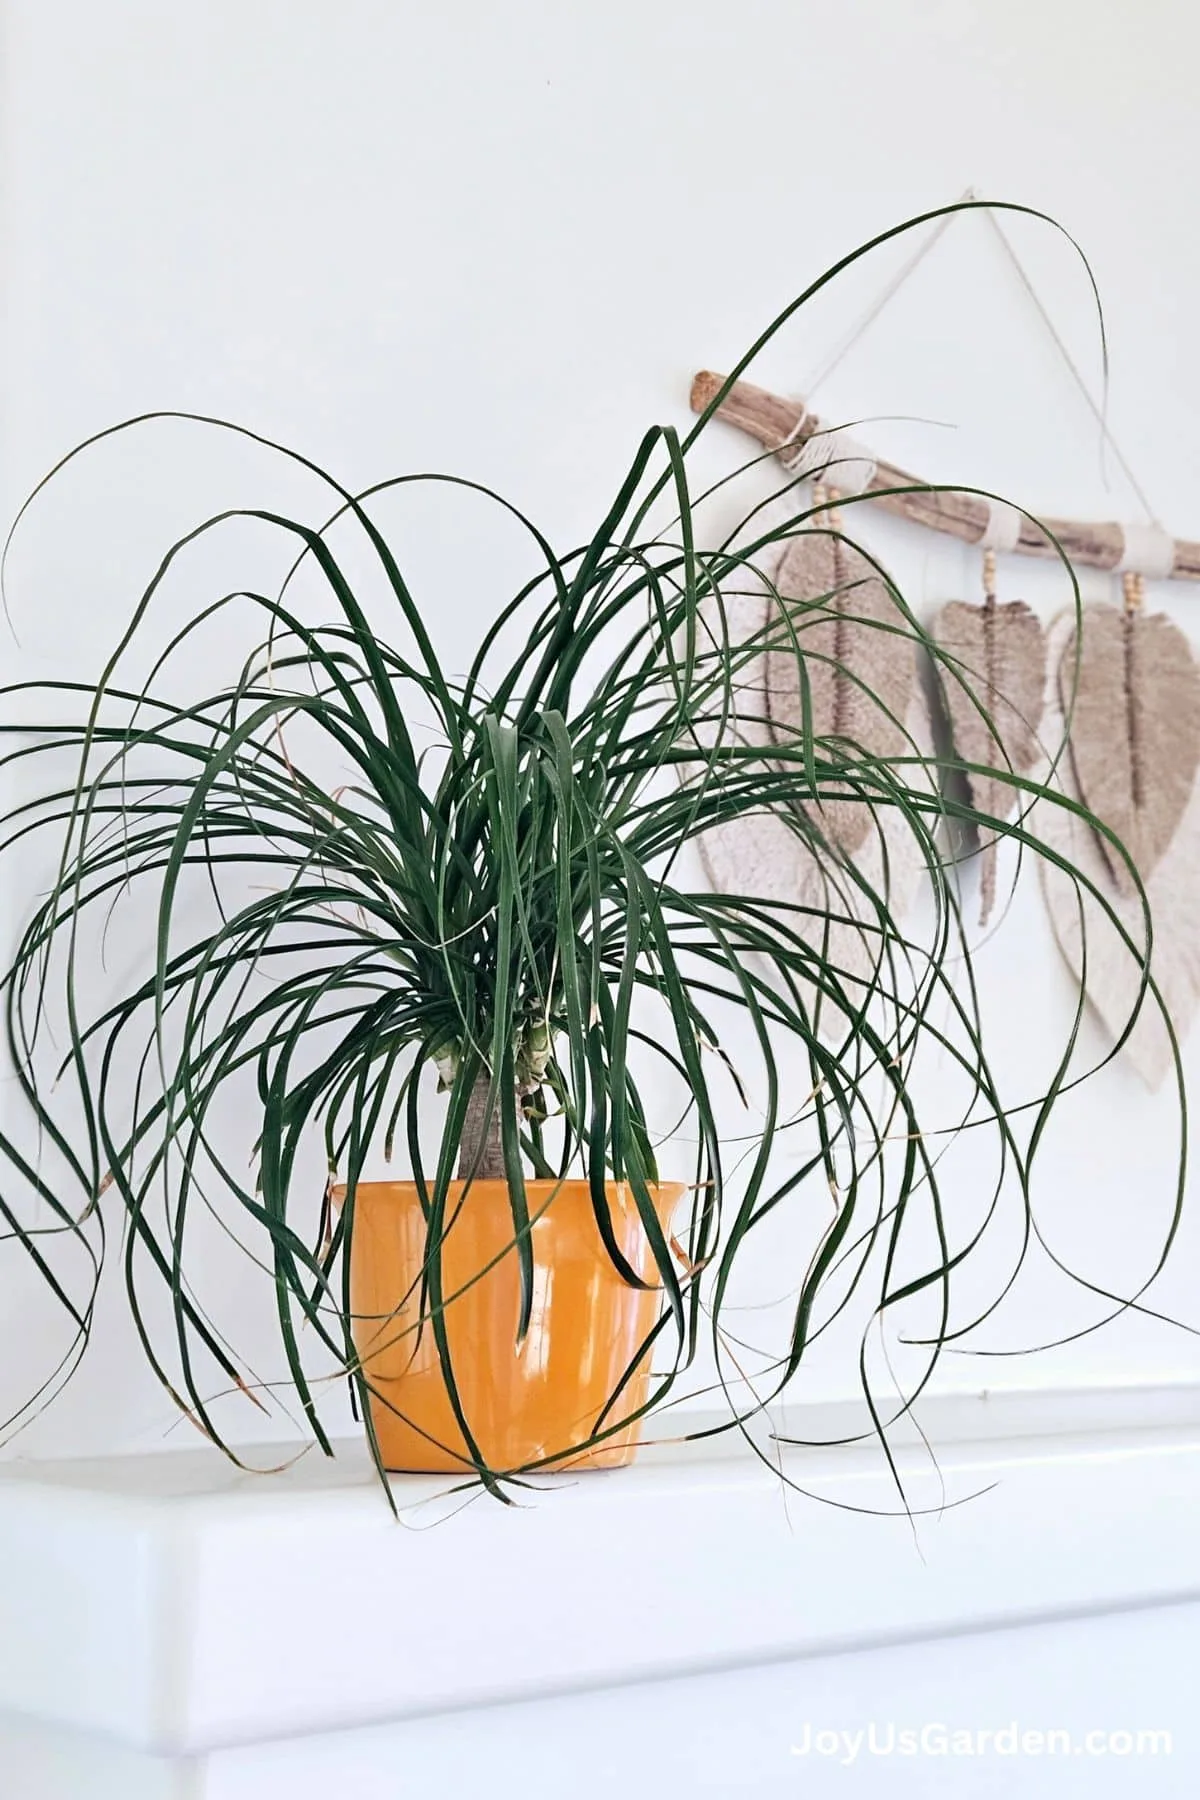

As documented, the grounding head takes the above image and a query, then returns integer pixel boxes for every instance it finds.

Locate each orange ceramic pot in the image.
[341,1179,685,1474]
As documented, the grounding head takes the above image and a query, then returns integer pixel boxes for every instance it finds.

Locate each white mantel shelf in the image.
[2,1388,1200,1771]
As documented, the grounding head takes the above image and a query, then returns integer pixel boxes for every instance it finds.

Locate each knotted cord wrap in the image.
[978,498,1024,555]
[780,423,878,496]
[1116,521,1177,582]
[689,372,1200,583]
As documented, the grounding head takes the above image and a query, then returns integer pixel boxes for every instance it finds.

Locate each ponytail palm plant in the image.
[0,205,1185,1501]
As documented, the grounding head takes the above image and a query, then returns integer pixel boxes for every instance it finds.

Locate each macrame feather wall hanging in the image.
[690,200,1200,1082]
[698,508,932,1038]
[931,529,1047,925]
[1034,579,1200,1087]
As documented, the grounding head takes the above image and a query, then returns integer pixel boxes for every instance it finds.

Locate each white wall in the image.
[3,0,1200,1465]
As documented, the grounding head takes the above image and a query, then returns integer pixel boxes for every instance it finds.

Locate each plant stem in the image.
[458,1072,507,1181]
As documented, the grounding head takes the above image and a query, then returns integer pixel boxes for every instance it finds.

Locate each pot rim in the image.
[331,1175,689,1205]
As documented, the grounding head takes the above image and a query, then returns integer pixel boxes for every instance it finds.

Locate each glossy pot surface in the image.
[341,1179,685,1474]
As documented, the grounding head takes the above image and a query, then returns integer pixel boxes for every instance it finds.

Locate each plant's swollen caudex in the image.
[0,203,1186,1504]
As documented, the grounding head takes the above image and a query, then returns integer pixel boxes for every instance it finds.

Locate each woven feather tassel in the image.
[765,533,915,857]
[932,596,1046,923]
[697,540,931,1043]
[1035,609,1200,1088]
[1057,603,1200,896]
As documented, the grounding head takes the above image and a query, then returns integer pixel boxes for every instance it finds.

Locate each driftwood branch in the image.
[689,372,1200,583]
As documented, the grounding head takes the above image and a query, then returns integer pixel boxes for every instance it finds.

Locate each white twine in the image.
[781,427,878,497]
[979,498,1024,555]
[1115,520,1176,581]
[798,193,1173,575]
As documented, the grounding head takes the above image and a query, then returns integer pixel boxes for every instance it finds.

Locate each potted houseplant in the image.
[0,205,1184,1502]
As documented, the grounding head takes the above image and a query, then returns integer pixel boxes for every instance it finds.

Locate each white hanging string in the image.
[802,196,970,401]
[799,189,1164,532]
[981,207,1161,527]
